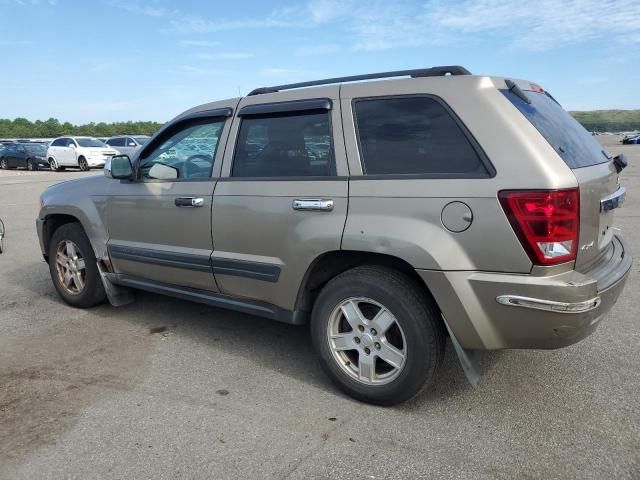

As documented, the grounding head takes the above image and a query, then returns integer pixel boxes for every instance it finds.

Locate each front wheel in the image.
[0,158,7,169]
[49,158,64,172]
[78,156,89,171]
[311,266,445,405]
[48,223,106,308]
[26,159,36,171]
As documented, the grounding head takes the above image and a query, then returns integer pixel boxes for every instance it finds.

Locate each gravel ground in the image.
[0,136,638,479]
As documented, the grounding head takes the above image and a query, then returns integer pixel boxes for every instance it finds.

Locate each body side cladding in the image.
[110,274,304,324]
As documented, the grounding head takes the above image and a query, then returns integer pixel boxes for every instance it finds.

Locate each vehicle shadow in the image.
[7,261,498,406]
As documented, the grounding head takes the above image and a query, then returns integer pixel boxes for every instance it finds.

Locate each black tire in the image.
[49,158,64,172]
[0,158,7,169]
[48,223,106,308]
[26,159,35,171]
[311,266,445,406]
[78,156,89,171]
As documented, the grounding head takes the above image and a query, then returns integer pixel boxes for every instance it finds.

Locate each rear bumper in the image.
[418,235,631,350]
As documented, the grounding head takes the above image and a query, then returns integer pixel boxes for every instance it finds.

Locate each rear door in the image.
[106,105,235,292]
[502,86,623,268]
[212,87,348,312]
[4,145,18,167]
[60,138,75,165]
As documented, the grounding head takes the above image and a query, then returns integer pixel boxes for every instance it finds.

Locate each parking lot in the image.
[0,136,638,479]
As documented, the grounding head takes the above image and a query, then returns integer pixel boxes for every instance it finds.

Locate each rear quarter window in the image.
[501,89,608,169]
[353,96,491,177]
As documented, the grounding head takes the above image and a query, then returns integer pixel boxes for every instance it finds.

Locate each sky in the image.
[0,0,638,124]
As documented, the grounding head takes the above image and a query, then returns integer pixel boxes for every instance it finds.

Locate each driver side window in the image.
[139,118,224,180]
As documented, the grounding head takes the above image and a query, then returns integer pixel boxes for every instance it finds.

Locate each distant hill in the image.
[570,110,640,132]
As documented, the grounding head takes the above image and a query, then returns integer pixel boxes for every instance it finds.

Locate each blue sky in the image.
[0,0,638,124]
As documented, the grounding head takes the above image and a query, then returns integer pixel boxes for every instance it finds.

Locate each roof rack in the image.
[248,65,471,96]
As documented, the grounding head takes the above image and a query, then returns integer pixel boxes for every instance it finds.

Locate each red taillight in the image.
[499,189,579,265]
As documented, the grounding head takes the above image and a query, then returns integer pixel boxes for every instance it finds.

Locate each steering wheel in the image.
[183,155,212,178]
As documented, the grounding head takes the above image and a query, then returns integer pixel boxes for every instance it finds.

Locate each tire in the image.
[49,158,64,172]
[311,266,445,406]
[48,222,106,308]
[0,158,7,169]
[78,156,89,171]
[26,159,35,171]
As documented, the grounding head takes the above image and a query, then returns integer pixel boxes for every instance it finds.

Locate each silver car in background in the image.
[105,135,150,157]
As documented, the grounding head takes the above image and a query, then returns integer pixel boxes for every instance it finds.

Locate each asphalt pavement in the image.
[0,136,638,479]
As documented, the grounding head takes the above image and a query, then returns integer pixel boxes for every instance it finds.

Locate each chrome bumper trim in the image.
[496,295,601,313]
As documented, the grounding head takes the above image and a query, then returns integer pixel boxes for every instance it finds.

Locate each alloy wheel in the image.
[54,240,86,295]
[0,159,6,169]
[327,297,407,385]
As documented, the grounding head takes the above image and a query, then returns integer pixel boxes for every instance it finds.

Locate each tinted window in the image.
[232,110,334,177]
[134,136,150,145]
[139,118,224,180]
[354,96,488,176]
[502,90,608,169]
[77,138,105,148]
[25,144,47,155]
[51,139,65,147]
[126,138,138,146]
[64,138,75,147]
[108,137,126,147]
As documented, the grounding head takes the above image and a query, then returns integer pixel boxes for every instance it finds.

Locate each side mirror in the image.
[105,154,133,179]
[69,143,76,148]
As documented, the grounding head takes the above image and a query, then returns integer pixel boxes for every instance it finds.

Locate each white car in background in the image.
[104,135,150,158]
[47,137,119,171]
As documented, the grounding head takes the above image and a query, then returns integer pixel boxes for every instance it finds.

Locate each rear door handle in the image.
[175,197,204,208]
[292,198,334,211]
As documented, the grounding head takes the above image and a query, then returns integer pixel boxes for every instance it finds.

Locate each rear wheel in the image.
[26,159,35,171]
[48,223,106,308]
[0,158,7,169]
[311,266,445,405]
[78,156,89,171]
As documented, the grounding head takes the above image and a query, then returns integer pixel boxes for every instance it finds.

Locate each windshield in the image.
[25,144,47,155]
[77,138,106,148]
[134,136,150,145]
[501,89,608,169]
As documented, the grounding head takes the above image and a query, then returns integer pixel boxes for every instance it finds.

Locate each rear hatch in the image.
[502,83,624,270]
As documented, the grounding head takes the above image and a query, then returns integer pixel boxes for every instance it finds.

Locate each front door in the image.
[106,104,235,292]
[212,88,349,312]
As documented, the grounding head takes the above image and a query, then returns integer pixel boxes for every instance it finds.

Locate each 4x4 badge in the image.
[581,241,594,251]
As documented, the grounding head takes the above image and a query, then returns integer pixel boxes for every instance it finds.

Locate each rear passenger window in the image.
[232,111,335,177]
[354,96,489,177]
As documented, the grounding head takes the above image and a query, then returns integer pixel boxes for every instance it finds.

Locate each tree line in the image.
[0,118,165,139]
[1,111,639,139]
[569,110,640,133]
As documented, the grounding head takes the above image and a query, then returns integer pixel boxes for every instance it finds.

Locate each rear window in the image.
[502,89,608,169]
[353,96,490,177]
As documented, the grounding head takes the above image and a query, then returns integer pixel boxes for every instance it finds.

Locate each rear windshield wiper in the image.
[505,79,531,105]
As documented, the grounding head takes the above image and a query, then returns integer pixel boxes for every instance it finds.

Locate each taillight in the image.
[499,188,579,266]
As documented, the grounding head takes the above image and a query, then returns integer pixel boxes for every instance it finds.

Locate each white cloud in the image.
[112,0,640,53]
[107,0,174,17]
[423,0,640,50]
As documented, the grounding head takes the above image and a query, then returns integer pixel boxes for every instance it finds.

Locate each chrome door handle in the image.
[175,197,204,208]
[292,198,334,211]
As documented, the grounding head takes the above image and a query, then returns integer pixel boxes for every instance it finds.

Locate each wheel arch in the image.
[294,250,441,319]
[41,213,83,260]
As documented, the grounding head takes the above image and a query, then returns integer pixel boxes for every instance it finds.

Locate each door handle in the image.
[175,197,204,208]
[292,198,334,211]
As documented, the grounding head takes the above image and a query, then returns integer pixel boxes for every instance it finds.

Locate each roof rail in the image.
[248,65,471,96]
